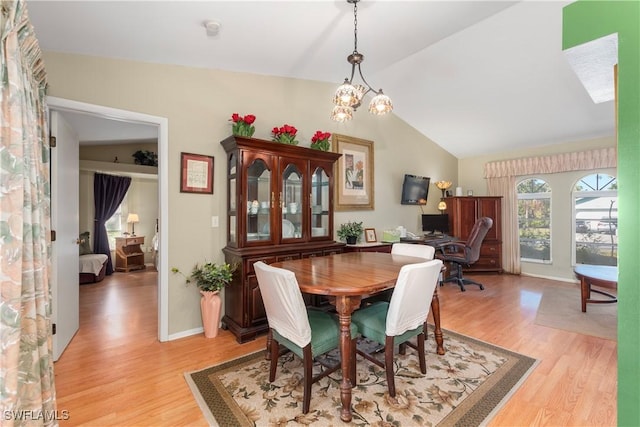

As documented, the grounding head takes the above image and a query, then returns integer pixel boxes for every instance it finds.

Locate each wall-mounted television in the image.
[401,174,430,205]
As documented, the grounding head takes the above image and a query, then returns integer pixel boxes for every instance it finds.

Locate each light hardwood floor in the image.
[54,269,616,426]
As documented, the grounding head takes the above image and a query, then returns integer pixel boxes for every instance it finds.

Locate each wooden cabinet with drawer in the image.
[221,135,346,343]
[115,236,146,272]
[444,196,503,273]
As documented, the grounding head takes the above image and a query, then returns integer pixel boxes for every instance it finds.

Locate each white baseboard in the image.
[166,327,203,341]
[520,271,579,284]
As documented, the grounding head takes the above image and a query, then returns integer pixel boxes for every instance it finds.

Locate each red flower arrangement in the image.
[230,113,256,137]
[310,130,331,151]
[271,124,299,145]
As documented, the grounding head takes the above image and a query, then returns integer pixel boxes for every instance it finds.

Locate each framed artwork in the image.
[364,228,377,243]
[332,134,374,210]
[180,152,214,194]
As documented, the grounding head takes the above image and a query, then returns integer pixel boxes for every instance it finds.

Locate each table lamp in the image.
[434,181,452,214]
[127,213,139,236]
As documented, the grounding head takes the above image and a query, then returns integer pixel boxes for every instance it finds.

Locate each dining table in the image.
[271,251,445,422]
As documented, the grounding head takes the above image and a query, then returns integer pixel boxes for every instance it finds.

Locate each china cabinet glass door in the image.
[246,158,272,243]
[228,153,237,244]
[281,163,304,241]
[311,166,330,238]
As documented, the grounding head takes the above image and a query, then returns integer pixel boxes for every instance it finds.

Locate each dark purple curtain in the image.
[94,173,132,275]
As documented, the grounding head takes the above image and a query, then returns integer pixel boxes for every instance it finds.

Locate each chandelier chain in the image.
[353,1,358,53]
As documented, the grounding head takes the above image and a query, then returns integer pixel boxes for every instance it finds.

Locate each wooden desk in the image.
[574,264,618,312]
[271,252,445,422]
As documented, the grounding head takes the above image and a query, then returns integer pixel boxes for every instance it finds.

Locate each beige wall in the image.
[44,52,458,336]
[80,142,157,165]
[458,135,616,281]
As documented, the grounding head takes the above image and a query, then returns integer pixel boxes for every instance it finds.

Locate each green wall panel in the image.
[563,1,640,425]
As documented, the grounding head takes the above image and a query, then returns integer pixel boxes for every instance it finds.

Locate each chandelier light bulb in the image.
[334,80,358,107]
[331,105,353,122]
[369,92,393,115]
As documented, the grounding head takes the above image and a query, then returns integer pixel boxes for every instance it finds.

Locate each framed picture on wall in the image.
[332,134,374,210]
[180,152,214,194]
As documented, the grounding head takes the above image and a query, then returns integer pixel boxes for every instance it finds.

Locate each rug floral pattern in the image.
[188,329,537,426]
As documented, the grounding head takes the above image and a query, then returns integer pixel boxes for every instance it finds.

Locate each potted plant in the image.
[172,261,236,338]
[337,221,364,245]
[132,150,158,166]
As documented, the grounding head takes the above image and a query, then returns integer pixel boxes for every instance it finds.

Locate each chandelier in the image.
[331,0,393,122]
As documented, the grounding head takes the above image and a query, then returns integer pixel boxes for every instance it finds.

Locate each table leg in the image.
[335,295,360,423]
[580,277,589,313]
[431,289,445,355]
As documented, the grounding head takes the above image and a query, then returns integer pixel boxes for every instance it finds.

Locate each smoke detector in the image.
[203,20,221,37]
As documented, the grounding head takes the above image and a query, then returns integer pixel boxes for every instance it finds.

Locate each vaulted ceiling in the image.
[28,0,615,158]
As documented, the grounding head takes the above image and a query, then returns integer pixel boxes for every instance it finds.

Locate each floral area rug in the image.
[185,328,537,426]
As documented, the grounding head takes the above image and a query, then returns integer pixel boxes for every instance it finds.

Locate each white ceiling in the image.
[28,0,615,158]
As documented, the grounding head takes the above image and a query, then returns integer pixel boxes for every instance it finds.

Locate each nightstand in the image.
[115,236,146,272]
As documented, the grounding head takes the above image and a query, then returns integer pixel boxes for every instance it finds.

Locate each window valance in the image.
[484,147,617,178]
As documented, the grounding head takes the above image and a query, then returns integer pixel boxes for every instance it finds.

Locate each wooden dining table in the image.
[271,251,445,422]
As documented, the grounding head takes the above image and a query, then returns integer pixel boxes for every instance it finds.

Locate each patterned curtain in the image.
[0,0,57,425]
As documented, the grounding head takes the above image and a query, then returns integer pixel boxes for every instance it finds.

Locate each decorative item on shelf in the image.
[381,229,400,243]
[364,228,377,243]
[250,200,259,214]
[337,220,364,245]
[132,150,158,166]
[434,180,452,214]
[330,0,392,122]
[310,130,331,151]
[172,261,236,338]
[127,213,139,236]
[271,124,299,145]
[229,113,256,137]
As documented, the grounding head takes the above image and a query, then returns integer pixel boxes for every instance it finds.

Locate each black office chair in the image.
[436,217,493,291]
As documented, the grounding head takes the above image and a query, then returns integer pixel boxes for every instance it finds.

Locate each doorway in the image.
[47,96,170,342]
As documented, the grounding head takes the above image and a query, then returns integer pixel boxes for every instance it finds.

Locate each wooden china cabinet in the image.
[444,196,503,273]
[220,135,345,343]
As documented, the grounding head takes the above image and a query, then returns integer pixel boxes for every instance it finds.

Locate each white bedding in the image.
[79,254,108,276]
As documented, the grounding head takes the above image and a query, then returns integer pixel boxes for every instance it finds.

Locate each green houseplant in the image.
[337,220,364,244]
[172,261,236,338]
[172,261,235,292]
[132,150,158,166]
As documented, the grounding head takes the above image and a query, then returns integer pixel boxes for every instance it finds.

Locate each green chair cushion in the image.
[273,310,358,359]
[351,301,423,346]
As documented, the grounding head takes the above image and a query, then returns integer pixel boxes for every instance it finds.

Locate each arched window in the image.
[517,178,551,262]
[573,173,617,266]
